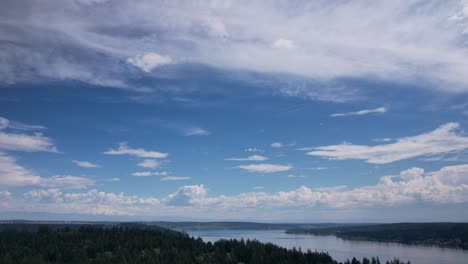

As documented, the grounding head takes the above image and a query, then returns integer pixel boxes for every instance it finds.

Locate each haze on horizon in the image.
[1,0,468,223]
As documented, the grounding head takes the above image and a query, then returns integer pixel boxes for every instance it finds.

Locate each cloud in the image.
[161,176,191,181]
[0,117,56,152]
[272,38,296,49]
[331,107,388,117]
[72,160,100,168]
[137,159,160,169]
[39,175,95,189]
[0,117,45,131]
[0,190,11,207]
[23,188,160,215]
[165,185,207,206]
[0,152,41,187]
[0,153,95,189]
[6,164,468,218]
[183,127,210,136]
[287,174,306,178]
[305,123,468,164]
[225,155,268,161]
[245,148,264,153]
[4,1,468,98]
[127,52,172,72]
[236,163,293,173]
[270,142,283,148]
[132,171,167,177]
[104,143,168,158]
[167,164,468,209]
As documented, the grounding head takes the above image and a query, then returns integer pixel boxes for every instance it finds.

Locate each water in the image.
[187,229,468,264]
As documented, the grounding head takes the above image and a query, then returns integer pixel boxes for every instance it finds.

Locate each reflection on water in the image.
[187,229,468,264]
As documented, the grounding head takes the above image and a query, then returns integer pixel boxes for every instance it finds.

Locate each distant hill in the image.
[147,221,359,231]
[286,222,468,250]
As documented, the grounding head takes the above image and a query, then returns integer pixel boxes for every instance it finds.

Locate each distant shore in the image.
[285,222,468,250]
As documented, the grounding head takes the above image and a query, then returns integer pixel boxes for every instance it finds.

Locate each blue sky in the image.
[1,0,468,222]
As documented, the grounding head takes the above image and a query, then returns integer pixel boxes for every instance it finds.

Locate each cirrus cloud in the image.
[236,163,293,173]
[305,122,468,164]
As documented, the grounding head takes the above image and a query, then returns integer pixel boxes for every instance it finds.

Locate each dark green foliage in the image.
[0,225,334,263]
[0,225,411,264]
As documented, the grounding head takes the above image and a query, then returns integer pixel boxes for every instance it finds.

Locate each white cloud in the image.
[331,107,388,117]
[254,186,264,190]
[0,117,45,131]
[270,142,283,148]
[6,164,468,218]
[0,132,57,152]
[39,175,95,189]
[72,160,100,168]
[4,1,468,94]
[23,188,160,215]
[0,117,56,152]
[0,153,41,187]
[287,174,306,178]
[104,143,168,158]
[165,185,207,206]
[225,155,268,161]
[0,190,11,207]
[165,164,468,209]
[272,38,296,49]
[137,159,160,169]
[0,153,95,189]
[245,148,264,153]
[132,171,167,177]
[127,52,172,72]
[0,191,11,199]
[183,127,210,136]
[161,176,191,181]
[236,163,293,173]
[306,123,468,164]
[201,17,229,38]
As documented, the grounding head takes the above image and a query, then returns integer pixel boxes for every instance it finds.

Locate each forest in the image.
[286,222,468,249]
[0,223,410,264]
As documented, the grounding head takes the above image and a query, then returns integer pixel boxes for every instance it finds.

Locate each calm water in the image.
[187,229,468,264]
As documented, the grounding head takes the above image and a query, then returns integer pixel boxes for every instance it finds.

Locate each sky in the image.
[1,0,468,222]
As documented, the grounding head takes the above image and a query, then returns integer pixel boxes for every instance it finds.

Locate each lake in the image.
[187,229,468,264]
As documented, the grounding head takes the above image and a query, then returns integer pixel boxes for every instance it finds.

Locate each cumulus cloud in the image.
[305,123,468,164]
[331,107,388,117]
[7,164,468,218]
[236,163,293,173]
[165,164,468,209]
[23,188,159,215]
[225,155,268,161]
[137,159,160,169]
[72,160,100,168]
[127,52,172,72]
[104,143,168,158]
[183,127,210,136]
[0,152,41,187]
[132,171,167,177]
[165,185,207,206]
[270,142,283,148]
